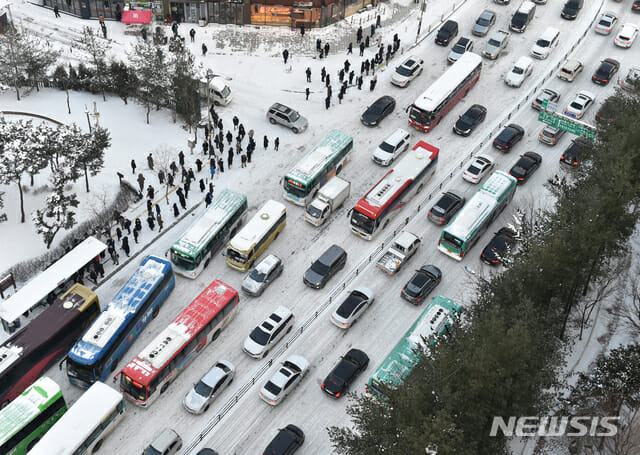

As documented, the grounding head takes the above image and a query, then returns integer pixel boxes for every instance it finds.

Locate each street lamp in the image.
[415,0,426,43]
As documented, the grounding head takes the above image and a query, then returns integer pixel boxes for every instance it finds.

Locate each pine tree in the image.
[128,41,172,124]
[22,33,59,92]
[109,60,137,105]
[171,46,200,137]
[0,28,26,100]
[32,170,79,248]
[82,26,111,101]
[75,125,110,192]
[0,120,33,222]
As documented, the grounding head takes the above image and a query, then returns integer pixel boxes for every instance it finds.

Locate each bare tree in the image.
[608,263,640,339]
[151,145,176,205]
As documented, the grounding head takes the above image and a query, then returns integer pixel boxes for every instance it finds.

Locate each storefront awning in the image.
[121,10,152,24]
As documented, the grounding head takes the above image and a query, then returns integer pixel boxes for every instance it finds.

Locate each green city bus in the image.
[366,295,462,400]
[0,376,67,455]
[170,189,248,278]
[282,130,353,206]
[438,170,517,261]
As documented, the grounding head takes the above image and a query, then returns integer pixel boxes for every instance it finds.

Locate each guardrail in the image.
[181,2,605,452]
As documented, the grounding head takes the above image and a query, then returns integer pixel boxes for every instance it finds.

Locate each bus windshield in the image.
[66,360,95,384]
[350,211,376,235]
[409,106,435,125]
[170,250,196,270]
[283,179,307,198]
[442,232,464,249]
[226,248,248,264]
[120,375,146,401]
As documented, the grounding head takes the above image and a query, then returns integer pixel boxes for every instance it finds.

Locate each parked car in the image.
[243,306,294,358]
[428,190,466,225]
[483,29,510,59]
[620,66,640,92]
[530,27,560,59]
[560,137,591,166]
[462,156,494,184]
[505,56,533,87]
[538,125,565,146]
[448,36,474,63]
[143,429,183,455]
[480,227,517,265]
[259,355,309,405]
[183,360,235,414]
[594,11,618,35]
[361,96,396,126]
[592,58,620,85]
[330,287,375,329]
[557,58,584,82]
[435,20,459,45]
[390,56,424,87]
[508,152,542,184]
[401,265,442,304]
[493,124,525,151]
[615,23,639,48]
[372,128,411,165]
[241,254,283,297]
[473,9,497,36]
[303,244,347,289]
[263,425,305,455]
[563,90,595,119]
[531,88,560,111]
[561,0,583,20]
[453,104,487,136]
[321,349,369,398]
[267,103,308,134]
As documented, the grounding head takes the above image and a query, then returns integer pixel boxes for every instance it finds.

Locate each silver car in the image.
[266,103,308,133]
[241,254,283,297]
[448,36,474,64]
[183,360,235,414]
[330,286,375,329]
[473,10,496,36]
[594,12,617,35]
[538,125,565,146]
[259,355,309,405]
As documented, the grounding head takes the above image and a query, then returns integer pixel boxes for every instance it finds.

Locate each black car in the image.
[428,190,466,225]
[361,96,396,127]
[493,123,525,152]
[303,244,347,289]
[435,20,459,46]
[197,450,219,455]
[481,227,517,265]
[263,424,305,455]
[321,349,369,398]
[560,137,591,166]
[634,0,640,12]
[561,0,583,19]
[401,265,442,304]
[592,58,620,85]
[508,152,542,184]
[453,104,487,136]
[595,96,619,124]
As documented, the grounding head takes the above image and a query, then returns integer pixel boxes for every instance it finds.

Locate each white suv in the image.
[243,306,294,358]
[372,128,411,166]
[505,56,533,87]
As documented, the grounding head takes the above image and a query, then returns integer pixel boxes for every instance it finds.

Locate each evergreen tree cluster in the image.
[329,91,640,455]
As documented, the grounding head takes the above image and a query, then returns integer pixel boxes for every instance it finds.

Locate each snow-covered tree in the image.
[128,41,172,124]
[82,26,111,101]
[0,192,6,223]
[32,170,79,248]
[74,125,110,192]
[108,60,137,105]
[0,120,33,222]
[170,46,200,136]
[22,33,59,93]
[0,28,26,100]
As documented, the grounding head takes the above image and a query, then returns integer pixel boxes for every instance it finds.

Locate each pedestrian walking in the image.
[172,203,180,217]
[184,181,191,199]
[305,87,310,100]
[274,137,280,151]
[233,116,239,129]
[345,59,351,72]
[137,173,145,193]
[327,85,332,99]
[347,42,353,54]
[241,154,247,168]
[338,91,344,104]
[227,150,233,168]
[205,191,212,207]
[100,21,107,39]
[187,168,195,182]
[326,74,331,87]
[349,70,355,85]
[217,118,223,131]
[263,135,269,149]
[89,269,98,284]
[158,170,165,184]
[357,75,363,90]
[316,38,322,52]
[94,259,105,277]
[167,173,174,187]
[365,35,370,48]
[238,124,245,138]
[54,4,60,17]
[300,25,305,37]
[170,161,178,176]
[141,27,147,41]
[209,182,214,194]
[131,159,136,174]
[248,129,254,139]
[321,66,326,82]
[147,153,154,170]
[146,199,153,215]
[109,246,120,265]
[122,236,130,257]
[325,96,331,109]
[324,42,330,55]
[147,185,155,200]
[282,49,289,64]
[370,75,377,91]
[124,218,132,234]
[115,227,122,241]
[199,179,205,192]
[319,48,324,59]
[360,42,365,56]
[371,24,375,37]
[178,150,185,167]
[306,67,311,82]
[226,131,233,144]
[247,147,253,163]
[376,14,381,27]
[236,141,242,155]
[195,158,203,173]
[357,25,363,43]
[339,68,345,82]
[157,214,164,231]
[202,43,208,56]
[189,28,195,42]
[179,194,187,210]
[133,227,139,243]
[217,157,224,173]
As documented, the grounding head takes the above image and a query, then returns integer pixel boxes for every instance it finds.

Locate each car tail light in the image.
[518,177,524,181]
[573,161,578,165]
[415,298,421,302]
[460,250,464,258]
[561,155,565,160]
[365,386,369,393]
[335,392,341,398]
[321,382,325,390]
[439,217,445,222]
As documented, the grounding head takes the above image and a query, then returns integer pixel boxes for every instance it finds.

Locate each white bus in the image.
[225,200,287,272]
[28,381,125,455]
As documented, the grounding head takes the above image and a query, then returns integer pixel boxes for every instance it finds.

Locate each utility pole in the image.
[415,0,426,43]
[84,105,92,132]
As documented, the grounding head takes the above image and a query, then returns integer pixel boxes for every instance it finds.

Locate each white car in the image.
[563,90,595,119]
[390,56,424,87]
[505,56,533,87]
[259,355,309,406]
[330,286,375,329]
[615,23,639,48]
[372,128,411,166]
[463,156,494,184]
[241,254,283,297]
[243,306,294,359]
[183,360,235,414]
[448,36,474,64]
[594,12,617,35]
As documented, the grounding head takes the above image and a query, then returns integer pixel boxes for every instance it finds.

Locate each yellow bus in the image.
[225,200,286,271]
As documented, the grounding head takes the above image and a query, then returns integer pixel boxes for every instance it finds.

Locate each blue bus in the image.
[65,256,175,388]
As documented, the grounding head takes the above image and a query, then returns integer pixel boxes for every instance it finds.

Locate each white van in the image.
[207,76,232,106]
[531,27,559,59]
[505,56,534,87]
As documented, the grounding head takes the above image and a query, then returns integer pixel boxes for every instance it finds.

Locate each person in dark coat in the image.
[205,191,212,207]
[94,258,105,277]
[233,116,239,129]
[325,96,330,109]
[141,27,147,41]
[324,42,329,55]
[189,28,196,42]
[122,236,130,257]
[147,200,154,218]
[282,49,289,64]
[247,147,253,163]
[327,85,332,99]
[131,159,136,174]
[370,75,377,91]
[347,42,353,54]
[217,157,224,173]
[155,204,161,217]
[116,227,122,241]
[178,194,187,210]
[316,38,322,51]
[360,42,365,56]
[54,4,60,17]
[306,87,310,100]
[226,131,233,144]
[365,35,370,48]
[157,214,164,231]
[124,218,132,234]
[263,135,269,149]
[147,185,155,200]
[238,124,245,138]
[167,173,174,187]
[349,70,355,85]
[187,168,195,182]
[339,69,344,82]
[178,150,185,167]
[202,142,209,157]
[370,24,375,37]
[357,76,363,90]
[227,149,233,168]
[209,182,214,194]
[217,118,223,131]
[199,179,205,192]
[321,66,326,82]
[133,227,139,243]
[158,170,165,184]
[181,167,187,183]
[184,181,191,199]
[195,158,203,172]
[170,161,178,176]
[137,173,145,193]
[338,91,344,104]
[147,153,154,170]
[135,217,142,232]
[357,25,363,43]
[274,137,280,151]
[306,67,311,82]
[326,74,331,87]
[173,203,180,217]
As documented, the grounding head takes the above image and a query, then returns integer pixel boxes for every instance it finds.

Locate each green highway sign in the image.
[538,99,596,141]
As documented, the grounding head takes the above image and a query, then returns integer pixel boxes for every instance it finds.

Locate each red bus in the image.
[408,52,482,132]
[116,280,239,407]
[0,284,100,407]
[349,141,439,240]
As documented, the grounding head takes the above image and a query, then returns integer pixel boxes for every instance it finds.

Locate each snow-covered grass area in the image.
[2,0,640,452]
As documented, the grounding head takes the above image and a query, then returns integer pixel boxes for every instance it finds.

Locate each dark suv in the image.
[493,124,525,152]
[263,425,304,454]
[435,20,459,45]
[428,190,465,225]
[303,244,347,289]
[401,265,442,304]
[561,0,583,19]
[560,137,591,166]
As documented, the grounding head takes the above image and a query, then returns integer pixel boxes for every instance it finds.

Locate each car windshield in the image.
[220,86,230,97]
[619,35,630,40]
[289,111,300,122]
[311,260,330,275]
[477,17,490,26]
[249,326,270,345]
[570,101,583,109]
[599,18,611,26]
[264,381,282,396]
[379,141,395,153]
[195,380,213,397]
[536,39,550,47]
[512,67,524,75]
[396,66,413,76]
[452,44,466,53]
[467,165,481,175]
[488,38,500,47]
[144,447,163,455]
[249,268,266,282]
